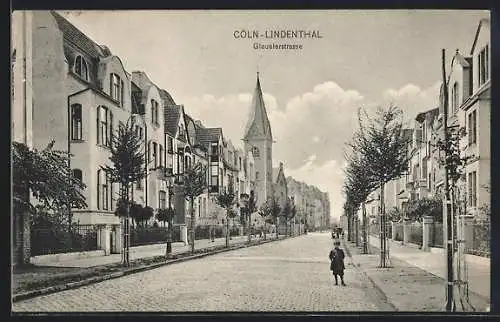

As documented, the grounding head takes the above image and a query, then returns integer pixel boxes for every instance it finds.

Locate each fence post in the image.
[180,225,188,245]
[113,225,122,254]
[422,216,433,252]
[403,219,411,245]
[98,225,111,255]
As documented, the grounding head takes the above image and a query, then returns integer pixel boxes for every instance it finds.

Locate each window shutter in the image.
[109,110,114,147]
[97,106,100,144]
[121,80,124,106]
[97,169,101,210]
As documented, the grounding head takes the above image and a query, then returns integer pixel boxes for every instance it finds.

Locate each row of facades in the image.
[12,11,331,255]
[346,18,491,228]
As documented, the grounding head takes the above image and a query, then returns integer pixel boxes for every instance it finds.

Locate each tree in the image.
[102,120,145,266]
[281,198,293,237]
[247,190,257,243]
[406,198,442,222]
[216,180,236,248]
[258,201,272,240]
[289,202,297,236]
[347,105,414,266]
[156,207,175,228]
[269,197,282,239]
[182,162,207,253]
[12,140,88,266]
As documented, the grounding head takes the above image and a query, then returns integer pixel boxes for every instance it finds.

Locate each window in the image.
[168,137,174,153]
[239,157,242,170]
[134,125,143,139]
[159,145,163,168]
[97,169,110,210]
[428,173,432,191]
[211,145,218,155]
[253,146,260,158]
[468,110,477,145]
[211,175,219,187]
[71,104,83,140]
[110,73,123,105]
[136,179,143,190]
[74,55,88,81]
[97,106,112,147]
[152,142,158,168]
[468,171,477,207]
[151,99,159,125]
[72,169,83,182]
[267,147,271,160]
[159,190,167,209]
[478,45,489,86]
[451,82,459,114]
[256,171,260,180]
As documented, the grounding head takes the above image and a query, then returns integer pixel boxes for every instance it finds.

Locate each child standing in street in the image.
[329,241,346,286]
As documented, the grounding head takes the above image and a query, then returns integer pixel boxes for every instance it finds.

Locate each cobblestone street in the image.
[13,233,392,312]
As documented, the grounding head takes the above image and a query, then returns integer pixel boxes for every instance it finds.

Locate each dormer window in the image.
[74,55,88,81]
[110,73,124,106]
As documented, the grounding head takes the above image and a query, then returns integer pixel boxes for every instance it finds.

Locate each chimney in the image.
[195,120,204,128]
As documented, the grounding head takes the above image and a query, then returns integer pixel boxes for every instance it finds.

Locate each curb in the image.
[12,235,296,303]
[341,240,398,311]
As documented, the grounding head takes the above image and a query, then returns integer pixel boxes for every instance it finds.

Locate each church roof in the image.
[243,74,273,141]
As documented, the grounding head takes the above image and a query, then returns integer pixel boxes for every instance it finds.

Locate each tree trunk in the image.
[247,212,252,243]
[276,217,279,240]
[379,182,388,268]
[225,211,230,248]
[190,197,195,254]
[362,202,368,254]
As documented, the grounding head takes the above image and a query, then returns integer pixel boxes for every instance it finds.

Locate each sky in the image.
[59,10,489,220]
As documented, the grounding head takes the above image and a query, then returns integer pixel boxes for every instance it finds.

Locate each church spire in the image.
[243,73,273,141]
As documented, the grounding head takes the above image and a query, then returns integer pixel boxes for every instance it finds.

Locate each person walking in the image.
[329,241,346,286]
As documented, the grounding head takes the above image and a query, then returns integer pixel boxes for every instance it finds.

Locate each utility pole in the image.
[442,48,454,311]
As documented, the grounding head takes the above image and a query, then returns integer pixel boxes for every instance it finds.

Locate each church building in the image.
[243,73,274,207]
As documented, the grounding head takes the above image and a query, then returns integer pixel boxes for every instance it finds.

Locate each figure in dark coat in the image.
[329,241,346,286]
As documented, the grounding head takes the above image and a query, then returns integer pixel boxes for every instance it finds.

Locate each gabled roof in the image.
[131,81,143,114]
[470,18,490,55]
[243,74,273,141]
[197,128,223,147]
[159,89,176,106]
[415,107,439,123]
[452,51,471,68]
[51,11,106,59]
[164,105,181,137]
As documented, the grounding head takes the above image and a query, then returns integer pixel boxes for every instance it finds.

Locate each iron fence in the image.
[430,222,444,248]
[408,222,423,246]
[30,224,99,256]
[465,221,490,257]
[393,223,403,241]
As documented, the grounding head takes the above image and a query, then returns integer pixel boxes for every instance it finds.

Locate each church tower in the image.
[243,73,273,206]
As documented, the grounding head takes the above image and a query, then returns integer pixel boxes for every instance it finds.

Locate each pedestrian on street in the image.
[329,241,346,286]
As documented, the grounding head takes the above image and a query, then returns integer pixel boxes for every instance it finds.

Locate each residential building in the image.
[12,10,34,265]
[462,18,491,218]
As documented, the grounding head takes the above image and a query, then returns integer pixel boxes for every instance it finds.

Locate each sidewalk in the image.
[33,234,277,268]
[368,236,490,302]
